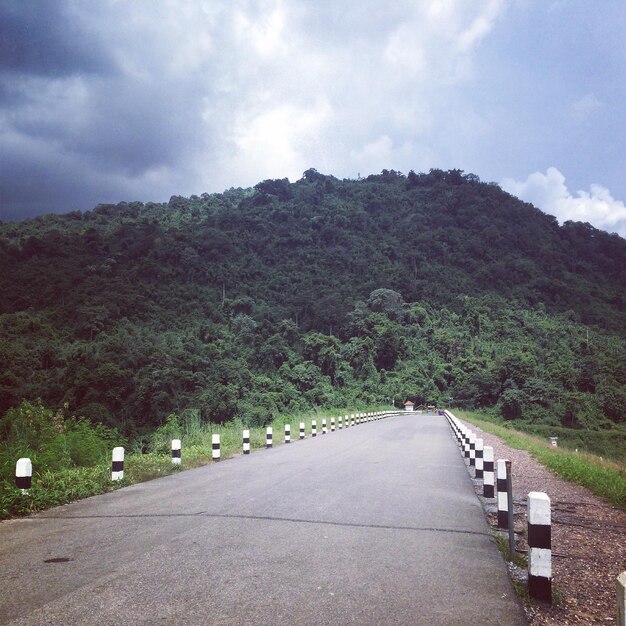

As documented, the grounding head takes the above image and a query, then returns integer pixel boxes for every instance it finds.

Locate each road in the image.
[0,413,526,625]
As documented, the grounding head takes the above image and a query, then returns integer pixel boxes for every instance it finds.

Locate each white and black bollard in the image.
[469,433,476,467]
[299,422,305,439]
[350,414,355,427]
[171,439,181,465]
[497,459,509,529]
[285,424,291,444]
[322,419,327,435]
[212,434,221,461]
[15,458,32,494]
[475,438,484,479]
[331,417,335,432]
[338,415,343,429]
[111,446,124,481]
[266,427,273,448]
[243,429,251,454]
[528,492,552,604]
[311,420,317,437]
[483,446,495,498]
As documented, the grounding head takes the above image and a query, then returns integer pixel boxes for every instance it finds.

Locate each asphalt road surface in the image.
[0,413,526,625]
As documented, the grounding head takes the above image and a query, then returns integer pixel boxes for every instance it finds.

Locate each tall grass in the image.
[0,405,392,519]
[458,410,626,508]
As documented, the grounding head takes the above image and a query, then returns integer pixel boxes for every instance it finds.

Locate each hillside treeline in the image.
[1,169,624,435]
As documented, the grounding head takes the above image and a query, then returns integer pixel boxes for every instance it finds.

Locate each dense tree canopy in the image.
[0,169,624,436]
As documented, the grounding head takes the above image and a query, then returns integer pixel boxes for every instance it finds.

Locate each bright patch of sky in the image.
[0,0,624,236]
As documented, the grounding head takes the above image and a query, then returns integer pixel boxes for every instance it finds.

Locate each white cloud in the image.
[571,94,603,123]
[502,167,626,237]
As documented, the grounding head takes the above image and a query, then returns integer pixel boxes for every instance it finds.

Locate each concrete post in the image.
[15,458,32,494]
[171,439,181,465]
[528,492,552,604]
[483,446,495,498]
[111,447,124,481]
[497,459,509,528]
[212,434,221,461]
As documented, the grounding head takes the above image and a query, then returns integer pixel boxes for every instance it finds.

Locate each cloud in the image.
[502,167,626,238]
[0,1,113,77]
[571,94,603,123]
[0,0,531,221]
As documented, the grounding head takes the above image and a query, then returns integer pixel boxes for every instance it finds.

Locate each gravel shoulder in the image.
[458,419,626,626]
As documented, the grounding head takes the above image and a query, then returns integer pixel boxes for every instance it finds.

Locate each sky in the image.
[1,0,625,237]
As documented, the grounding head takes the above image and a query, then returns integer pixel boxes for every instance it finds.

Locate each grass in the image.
[492,531,528,569]
[457,410,626,508]
[0,406,394,520]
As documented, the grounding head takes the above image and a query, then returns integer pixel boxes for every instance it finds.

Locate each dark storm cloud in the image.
[0,2,210,220]
[0,0,113,77]
[0,0,624,234]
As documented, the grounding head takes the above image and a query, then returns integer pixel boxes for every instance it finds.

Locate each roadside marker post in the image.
[322,418,327,434]
[285,424,291,444]
[171,439,181,465]
[311,420,317,437]
[266,427,273,449]
[212,434,221,461]
[331,417,335,432]
[469,432,476,467]
[497,459,510,529]
[528,492,552,604]
[299,423,305,439]
[483,446,495,497]
[15,458,32,494]
[243,430,250,454]
[111,447,124,481]
[475,438,484,479]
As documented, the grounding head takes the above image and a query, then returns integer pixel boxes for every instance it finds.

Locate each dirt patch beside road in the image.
[459,420,626,626]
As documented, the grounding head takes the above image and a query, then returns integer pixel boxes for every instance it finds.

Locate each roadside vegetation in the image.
[458,410,626,508]
[0,400,390,519]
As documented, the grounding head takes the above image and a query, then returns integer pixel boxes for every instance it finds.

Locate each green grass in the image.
[457,410,626,508]
[0,406,394,519]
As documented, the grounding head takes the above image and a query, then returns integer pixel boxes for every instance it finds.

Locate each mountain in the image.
[1,168,624,434]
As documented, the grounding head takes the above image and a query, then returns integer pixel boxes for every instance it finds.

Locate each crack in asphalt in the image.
[35,511,491,537]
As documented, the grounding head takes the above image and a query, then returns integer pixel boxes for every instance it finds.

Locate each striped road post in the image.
[111,446,124,481]
[311,420,317,437]
[322,418,327,434]
[463,430,471,461]
[350,414,355,427]
[299,422,305,439]
[339,416,343,429]
[528,492,552,603]
[475,438,484,479]
[285,424,291,444]
[497,459,509,529]
[266,427,273,449]
[469,433,476,467]
[15,458,32,494]
[212,434,221,461]
[483,446,495,498]
[243,429,250,454]
[171,439,181,465]
[331,417,335,432]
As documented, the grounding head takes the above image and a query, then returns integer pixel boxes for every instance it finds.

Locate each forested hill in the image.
[1,168,625,435]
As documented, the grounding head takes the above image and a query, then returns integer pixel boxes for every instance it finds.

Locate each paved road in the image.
[0,413,526,625]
